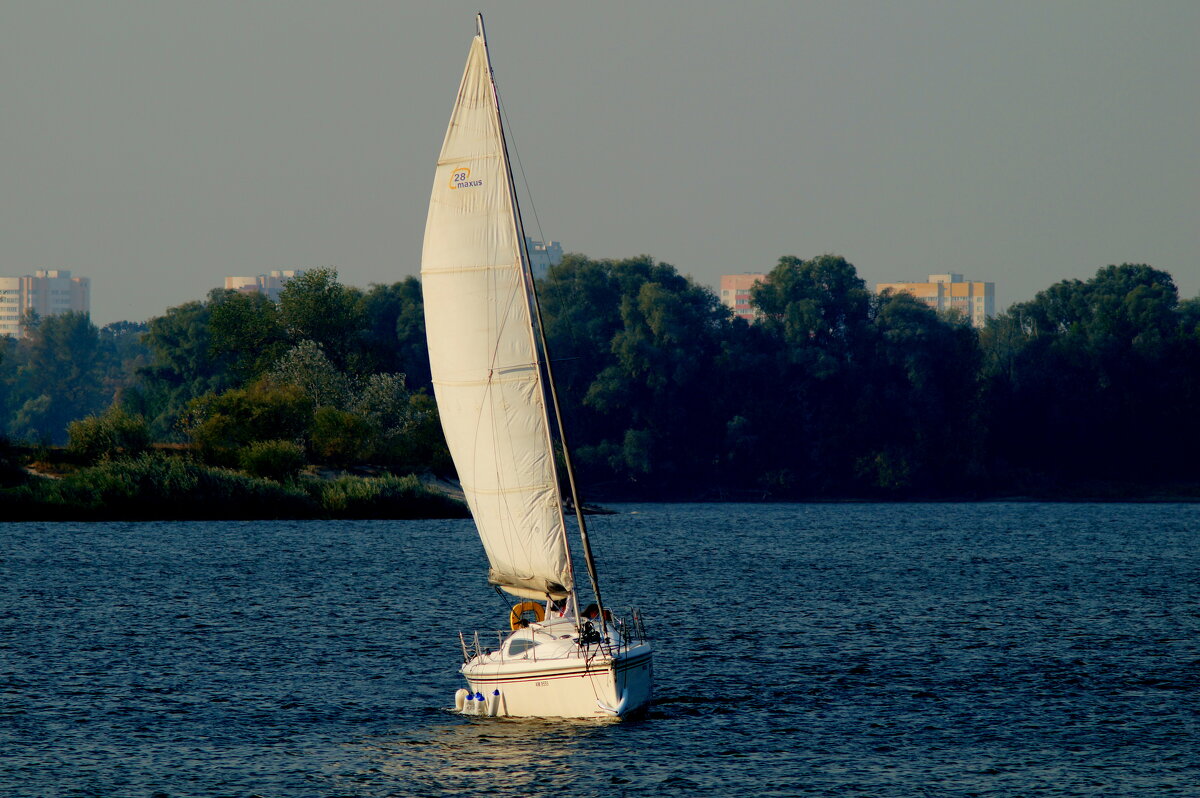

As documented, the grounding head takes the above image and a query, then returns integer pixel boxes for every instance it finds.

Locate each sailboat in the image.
[420,15,653,719]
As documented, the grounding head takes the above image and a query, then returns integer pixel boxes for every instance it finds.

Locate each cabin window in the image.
[507,638,541,657]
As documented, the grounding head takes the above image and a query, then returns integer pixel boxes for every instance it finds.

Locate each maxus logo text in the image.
[449,167,483,189]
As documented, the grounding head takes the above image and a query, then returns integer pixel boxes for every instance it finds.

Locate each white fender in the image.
[596,692,630,716]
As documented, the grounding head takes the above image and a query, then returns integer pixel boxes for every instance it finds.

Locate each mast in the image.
[475,14,609,633]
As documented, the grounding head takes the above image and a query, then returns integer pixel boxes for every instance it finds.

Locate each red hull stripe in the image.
[465,653,652,685]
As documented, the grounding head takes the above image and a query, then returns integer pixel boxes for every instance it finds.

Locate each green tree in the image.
[7,312,110,443]
[238,439,307,482]
[392,392,453,474]
[309,406,376,465]
[135,300,234,439]
[980,264,1195,485]
[269,340,350,407]
[752,254,873,373]
[739,255,876,494]
[537,255,627,468]
[183,381,312,467]
[97,321,151,403]
[67,405,151,463]
[347,372,425,457]
[208,289,288,381]
[864,290,982,492]
[540,255,732,493]
[278,268,362,369]
[355,278,430,390]
[266,339,435,469]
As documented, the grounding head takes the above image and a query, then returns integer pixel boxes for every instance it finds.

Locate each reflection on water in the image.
[342,710,619,797]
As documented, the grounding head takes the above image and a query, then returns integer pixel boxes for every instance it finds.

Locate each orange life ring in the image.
[509,601,545,630]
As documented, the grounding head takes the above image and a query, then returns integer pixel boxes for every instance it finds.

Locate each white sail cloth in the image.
[421,36,573,600]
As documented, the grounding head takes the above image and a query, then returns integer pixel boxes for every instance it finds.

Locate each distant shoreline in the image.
[0,453,470,522]
[3,448,1195,522]
[581,484,1200,506]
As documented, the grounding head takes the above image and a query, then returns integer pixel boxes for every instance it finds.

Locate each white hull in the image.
[458,641,653,719]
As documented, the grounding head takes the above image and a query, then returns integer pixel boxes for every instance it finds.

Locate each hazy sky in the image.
[3,1,1197,326]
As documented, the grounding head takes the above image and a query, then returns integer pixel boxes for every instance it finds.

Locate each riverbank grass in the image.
[0,453,467,521]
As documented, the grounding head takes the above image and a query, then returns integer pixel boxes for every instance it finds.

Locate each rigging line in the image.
[476,18,589,390]
[496,82,594,476]
[486,37,597,405]
[497,92,547,262]
[493,585,514,617]
[495,83,591,365]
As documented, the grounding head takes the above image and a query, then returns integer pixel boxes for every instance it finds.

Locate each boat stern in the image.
[454,625,653,719]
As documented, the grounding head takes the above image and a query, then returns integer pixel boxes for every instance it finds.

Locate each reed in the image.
[304,473,468,519]
[0,454,466,520]
[238,440,307,482]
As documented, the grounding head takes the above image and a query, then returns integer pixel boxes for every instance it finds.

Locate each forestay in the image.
[420,35,573,600]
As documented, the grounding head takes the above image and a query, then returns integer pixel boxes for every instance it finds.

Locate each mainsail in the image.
[421,34,573,600]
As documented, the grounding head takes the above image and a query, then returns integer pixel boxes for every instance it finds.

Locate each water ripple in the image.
[1,504,1197,795]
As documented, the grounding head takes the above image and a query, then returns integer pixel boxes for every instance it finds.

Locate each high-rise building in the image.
[525,238,563,278]
[0,280,21,337]
[0,269,91,338]
[224,269,306,301]
[875,273,995,328]
[720,273,767,322]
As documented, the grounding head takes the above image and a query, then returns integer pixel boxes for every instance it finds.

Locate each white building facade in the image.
[525,239,563,278]
[224,269,305,301]
[0,269,91,337]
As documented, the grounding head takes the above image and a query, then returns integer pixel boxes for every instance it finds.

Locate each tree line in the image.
[1,257,1196,499]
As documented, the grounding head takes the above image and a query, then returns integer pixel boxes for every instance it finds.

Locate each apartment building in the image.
[526,238,563,278]
[875,273,995,328]
[720,273,767,322]
[224,270,306,301]
[0,269,91,337]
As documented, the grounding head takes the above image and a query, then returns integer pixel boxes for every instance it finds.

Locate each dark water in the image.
[2,503,1197,797]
